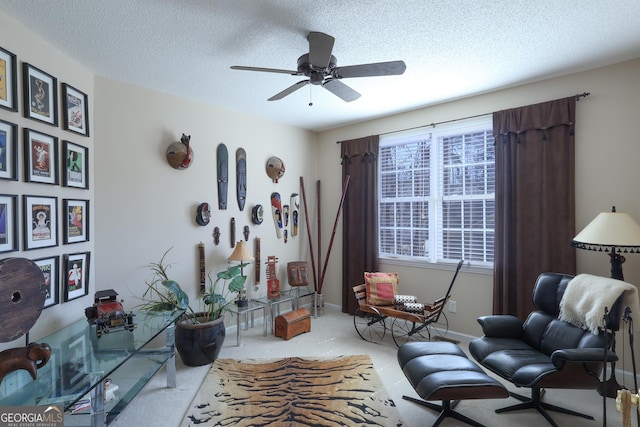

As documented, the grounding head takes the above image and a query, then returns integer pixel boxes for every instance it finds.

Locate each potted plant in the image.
[139,248,247,366]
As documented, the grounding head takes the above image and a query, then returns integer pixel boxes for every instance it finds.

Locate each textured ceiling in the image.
[1,0,639,132]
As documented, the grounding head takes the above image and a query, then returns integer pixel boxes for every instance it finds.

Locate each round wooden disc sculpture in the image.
[0,258,51,383]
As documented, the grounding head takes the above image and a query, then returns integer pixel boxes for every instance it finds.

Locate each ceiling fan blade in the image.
[231,65,300,75]
[308,32,335,69]
[332,60,407,78]
[323,79,361,102]
[268,80,310,101]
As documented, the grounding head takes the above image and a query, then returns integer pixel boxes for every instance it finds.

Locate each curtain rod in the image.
[336,92,590,144]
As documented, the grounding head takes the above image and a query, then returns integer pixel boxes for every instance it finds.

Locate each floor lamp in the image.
[571,206,640,398]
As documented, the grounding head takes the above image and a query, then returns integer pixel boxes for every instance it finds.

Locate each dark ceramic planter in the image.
[175,315,225,366]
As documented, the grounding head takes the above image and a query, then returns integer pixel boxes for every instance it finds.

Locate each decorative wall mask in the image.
[271,193,283,238]
[291,193,300,236]
[236,148,247,211]
[195,202,210,226]
[266,156,285,183]
[217,144,228,209]
[252,205,264,225]
[166,133,193,169]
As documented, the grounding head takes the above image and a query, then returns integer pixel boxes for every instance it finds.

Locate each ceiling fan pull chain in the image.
[309,84,313,107]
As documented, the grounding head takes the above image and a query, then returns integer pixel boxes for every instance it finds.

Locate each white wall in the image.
[0,11,95,349]
[0,9,318,352]
[317,59,640,338]
[93,78,317,317]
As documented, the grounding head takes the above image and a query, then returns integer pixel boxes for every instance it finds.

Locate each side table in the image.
[253,294,296,334]
[227,300,267,346]
[282,287,317,317]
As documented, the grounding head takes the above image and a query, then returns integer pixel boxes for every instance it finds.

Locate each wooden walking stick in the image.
[317,175,350,294]
[317,180,322,293]
[300,177,318,292]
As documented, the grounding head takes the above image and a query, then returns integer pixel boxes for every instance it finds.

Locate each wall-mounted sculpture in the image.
[0,258,51,384]
[266,156,285,183]
[166,133,193,170]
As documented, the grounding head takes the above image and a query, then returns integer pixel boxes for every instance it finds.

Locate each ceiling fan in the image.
[230,31,406,103]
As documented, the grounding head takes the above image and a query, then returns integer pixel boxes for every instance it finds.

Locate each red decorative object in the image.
[84,289,135,338]
[266,255,280,299]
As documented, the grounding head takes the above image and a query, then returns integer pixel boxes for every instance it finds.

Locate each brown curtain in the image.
[341,136,379,314]
[493,97,576,319]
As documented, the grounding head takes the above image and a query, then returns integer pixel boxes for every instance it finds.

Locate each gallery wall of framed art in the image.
[0,37,94,317]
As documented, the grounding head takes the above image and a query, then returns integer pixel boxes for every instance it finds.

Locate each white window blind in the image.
[379,117,495,267]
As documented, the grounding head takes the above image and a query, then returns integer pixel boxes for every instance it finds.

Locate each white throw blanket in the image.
[559,274,640,334]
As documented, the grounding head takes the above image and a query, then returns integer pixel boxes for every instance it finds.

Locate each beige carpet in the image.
[180,355,404,426]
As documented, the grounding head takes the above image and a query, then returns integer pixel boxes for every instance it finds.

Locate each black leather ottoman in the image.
[398,341,508,427]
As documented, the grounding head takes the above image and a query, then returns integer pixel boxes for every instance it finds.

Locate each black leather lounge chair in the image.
[469,272,619,427]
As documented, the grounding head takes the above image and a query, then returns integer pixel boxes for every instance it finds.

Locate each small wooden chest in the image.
[274,308,311,340]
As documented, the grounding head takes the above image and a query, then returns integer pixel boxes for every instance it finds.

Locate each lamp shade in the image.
[228,241,254,262]
[572,210,640,252]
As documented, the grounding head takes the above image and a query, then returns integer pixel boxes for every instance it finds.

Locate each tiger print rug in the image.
[180,355,404,426]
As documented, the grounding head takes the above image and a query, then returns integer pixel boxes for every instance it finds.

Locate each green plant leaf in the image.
[161,280,190,310]
[216,265,237,280]
[228,275,247,292]
[203,293,226,305]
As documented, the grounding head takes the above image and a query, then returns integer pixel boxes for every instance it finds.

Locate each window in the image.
[378,117,495,267]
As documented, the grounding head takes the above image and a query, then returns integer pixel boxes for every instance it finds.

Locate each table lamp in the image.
[571,206,640,397]
[228,241,254,307]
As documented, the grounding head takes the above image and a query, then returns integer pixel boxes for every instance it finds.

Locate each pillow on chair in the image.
[364,272,399,305]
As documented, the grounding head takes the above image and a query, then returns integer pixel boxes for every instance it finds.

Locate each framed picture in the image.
[0,119,18,181]
[61,84,89,136]
[24,128,59,185]
[63,251,89,302]
[23,195,58,250]
[0,194,18,253]
[63,199,89,244]
[60,334,88,391]
[34,255,60,309]
[62,141,88,189]
[22,63,58,126]
[0,46,17,112]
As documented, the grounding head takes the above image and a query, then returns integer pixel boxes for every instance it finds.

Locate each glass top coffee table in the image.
[0,310,182,427]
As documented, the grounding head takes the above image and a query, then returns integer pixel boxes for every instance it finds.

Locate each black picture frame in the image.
[0,119,18,181]
[0,194,18,253]
[22,62,58,126]
[61,83,89,137]
[23,194,58,250]
[0,46,17,112]
[24,128,59,185]
[63,199,89,244]
[63,251,90,302]
[62,140,88,189]
[34,255,60,309]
